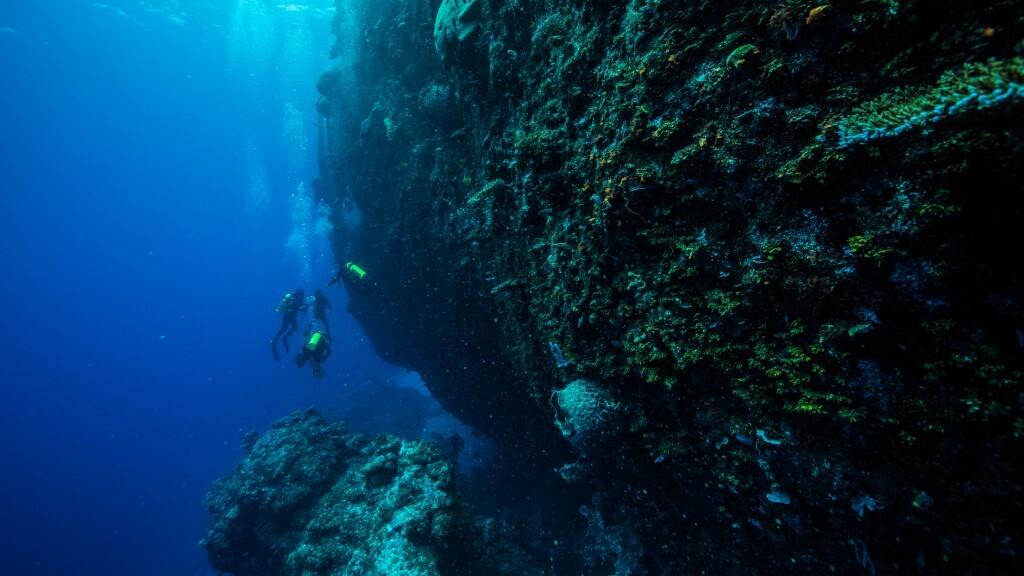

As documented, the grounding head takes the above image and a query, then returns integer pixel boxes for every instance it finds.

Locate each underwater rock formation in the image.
[551,378,624,455]
[419,82,464,131]
[315,0,1024,573]
[201,409,455,576]
[433,0,484,65]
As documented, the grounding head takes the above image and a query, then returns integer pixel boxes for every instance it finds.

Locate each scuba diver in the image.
[328,261,369,293]
[294,329,331,379]
[271,288,307,361]
[311,288,333,338]
[327,266,344,289]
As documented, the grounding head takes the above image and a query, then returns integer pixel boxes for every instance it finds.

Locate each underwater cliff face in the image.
[315,0,1023,573]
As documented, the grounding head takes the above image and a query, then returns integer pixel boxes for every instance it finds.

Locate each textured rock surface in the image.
[315,0,1024,573]
[419,82,463,131]
[433,0,483,65]
[551,378,623,454]
[201,410,455,576]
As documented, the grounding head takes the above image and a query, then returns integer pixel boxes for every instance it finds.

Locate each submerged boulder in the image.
[315,65,344,117]
[433,0,483,65]
[200,409,455,576]
[551,379,624,455]
[419,82,464,131]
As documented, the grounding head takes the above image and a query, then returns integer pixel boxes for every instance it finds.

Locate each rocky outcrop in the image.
[433,0,484,65]
[314,0,571,481]
[201,410,455,576]
[202,410,556,575]
[315,0,1024,573]
[550,378,624,455]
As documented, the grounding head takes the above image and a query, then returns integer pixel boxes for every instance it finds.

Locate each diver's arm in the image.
[327,269,342,288]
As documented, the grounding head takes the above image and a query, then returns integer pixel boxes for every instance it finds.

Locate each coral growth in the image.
[551,379,624,454]
[311,0,1024,572]
[837,56,1024,147]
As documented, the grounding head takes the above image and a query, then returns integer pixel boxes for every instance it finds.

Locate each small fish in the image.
[805,5,828,25]
[756,429,783,445]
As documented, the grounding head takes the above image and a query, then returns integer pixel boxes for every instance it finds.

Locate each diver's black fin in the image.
[271,342,280,361]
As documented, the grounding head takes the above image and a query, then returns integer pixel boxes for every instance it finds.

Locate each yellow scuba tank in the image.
[276,293,292,313]
[346,262,367,280]
[307,331,323,351]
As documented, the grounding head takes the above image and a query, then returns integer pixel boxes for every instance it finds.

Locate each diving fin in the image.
[271,342,281,361]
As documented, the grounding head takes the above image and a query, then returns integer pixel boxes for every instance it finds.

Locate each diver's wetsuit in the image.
[272,290,306,357]
[312,290,332,338]
[327,267,344,289]
[295,331,331,379]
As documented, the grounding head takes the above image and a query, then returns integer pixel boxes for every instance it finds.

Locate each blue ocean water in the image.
[0,2,449,575]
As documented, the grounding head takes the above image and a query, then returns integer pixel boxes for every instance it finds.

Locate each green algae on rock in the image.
[313,0,1024,572]
[837,56,1024,147]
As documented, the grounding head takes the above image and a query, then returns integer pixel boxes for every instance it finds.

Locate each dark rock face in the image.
[419,82,463,131]
[314,0,569,485]
[201,410,455,576]
[315,0,1024,573]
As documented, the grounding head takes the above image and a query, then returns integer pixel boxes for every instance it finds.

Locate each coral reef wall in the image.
[315,0,1024,573]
